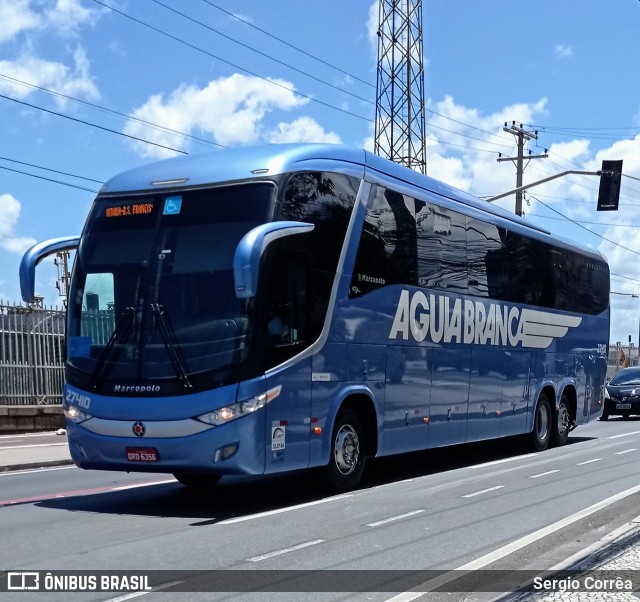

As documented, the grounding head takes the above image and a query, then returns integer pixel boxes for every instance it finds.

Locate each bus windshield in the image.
[66,182,275,393]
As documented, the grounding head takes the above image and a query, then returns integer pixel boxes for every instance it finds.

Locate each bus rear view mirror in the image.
[20,236,80,304]
[233,221,314,299]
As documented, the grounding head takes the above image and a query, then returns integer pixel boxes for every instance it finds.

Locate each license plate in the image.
[616,403,631,410]
[126,447,159,462]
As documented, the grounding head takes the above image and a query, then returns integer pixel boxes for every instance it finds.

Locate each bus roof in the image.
[99,143,605,261]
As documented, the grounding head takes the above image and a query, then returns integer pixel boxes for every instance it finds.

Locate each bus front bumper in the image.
[66,417,266,476]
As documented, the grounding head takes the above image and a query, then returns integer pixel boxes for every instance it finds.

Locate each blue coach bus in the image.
[20,144,609,490]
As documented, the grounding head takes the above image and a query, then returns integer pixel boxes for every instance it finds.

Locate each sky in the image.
[1,0,640,347]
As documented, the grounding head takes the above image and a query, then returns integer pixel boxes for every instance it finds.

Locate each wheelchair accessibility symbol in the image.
[163,196,182,215]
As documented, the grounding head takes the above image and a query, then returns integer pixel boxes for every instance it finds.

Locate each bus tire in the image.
[327,409,366,491]
[173,471,221,488]
[530,393,552,452]
[552,392,571,447]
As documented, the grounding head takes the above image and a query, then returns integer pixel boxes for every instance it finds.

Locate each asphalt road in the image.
[2,417,640,601]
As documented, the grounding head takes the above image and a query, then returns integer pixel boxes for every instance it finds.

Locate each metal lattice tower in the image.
[374,0,427,174]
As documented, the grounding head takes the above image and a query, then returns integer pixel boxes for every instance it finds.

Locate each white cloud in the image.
[554,44,574,59]
[0,0,102,44]
[0,0,39,44]
[415,96,549,198]
[267,116,341,144]
[0,194,36,254]
[124,74,310,158]
[46,0,101,36]
[367,1,379,53]
[0,48,100,104]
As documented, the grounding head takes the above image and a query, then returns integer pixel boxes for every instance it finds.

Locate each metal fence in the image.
[0,301,66,405]
[608,343,639,379]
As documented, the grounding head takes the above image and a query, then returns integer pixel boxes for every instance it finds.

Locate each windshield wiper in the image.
[89,307,134,390]
[150,303,193,390]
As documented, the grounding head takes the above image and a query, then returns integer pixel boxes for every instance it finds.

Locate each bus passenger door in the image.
[467,349,503,441]
[263,254,312,473]
[428,347,470,446]
[383,345,431,453]
[499,350,530,435]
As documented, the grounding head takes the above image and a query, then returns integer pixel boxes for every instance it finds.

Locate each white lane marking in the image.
[375,479,414,489]
[384,482,640,601]
[576,459,601,466]
[528,469,561,479]
[217,494,352,525]
[467,453,538,470]
[461,485,504,498]
[615,448,637,455]
[247,539,324,562]
[607,431,640,439]
[112,479,176,491]
[458,482,640,570]
[366,509,425,527]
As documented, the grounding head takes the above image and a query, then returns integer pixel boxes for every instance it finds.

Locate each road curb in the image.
[0,458,74,473]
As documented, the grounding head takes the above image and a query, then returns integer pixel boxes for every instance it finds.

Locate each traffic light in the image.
[597,159,623,211]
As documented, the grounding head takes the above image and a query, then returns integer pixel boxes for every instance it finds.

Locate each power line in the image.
[198,0,528,149]
[91,0,373,124]
[526,213,640,227]
[427,121,513,149]
[0,155,104,184]
[150,0,374,106]
[0,164,100,193]
[0,72,226,150]
[199,0,375,89]
[0,92,188,155]
[528,195,640,257]
[612,272,640,285]
[529,123,640,141]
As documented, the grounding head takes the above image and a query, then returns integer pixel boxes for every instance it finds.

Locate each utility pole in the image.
[54,250,71,308]
[497,121,547,216]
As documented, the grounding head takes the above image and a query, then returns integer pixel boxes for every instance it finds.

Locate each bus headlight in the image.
[64,404,92,424]
[196,385,282,426]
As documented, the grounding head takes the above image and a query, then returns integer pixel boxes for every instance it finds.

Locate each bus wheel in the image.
[173,471,221,488]
[530,393,552,452]
[552,393,571,447]
[327,409,366,491]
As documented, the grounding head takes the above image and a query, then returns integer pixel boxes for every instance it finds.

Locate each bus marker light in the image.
[221,444,238,460]
[313,426,322,435]
[423,417,429,424]
[150,178,188,186]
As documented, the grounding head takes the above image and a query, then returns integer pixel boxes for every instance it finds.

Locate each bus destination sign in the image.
[105,203,154,218]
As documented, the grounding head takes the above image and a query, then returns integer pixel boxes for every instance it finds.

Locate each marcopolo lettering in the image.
[389,290,582,349]
[113,384,161,393]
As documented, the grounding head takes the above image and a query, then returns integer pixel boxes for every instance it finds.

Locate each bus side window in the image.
[264,253,309,369]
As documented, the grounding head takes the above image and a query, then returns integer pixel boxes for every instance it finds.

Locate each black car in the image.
[602,367,640,420]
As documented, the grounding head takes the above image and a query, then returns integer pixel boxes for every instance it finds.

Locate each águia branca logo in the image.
[389,290,582,349]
